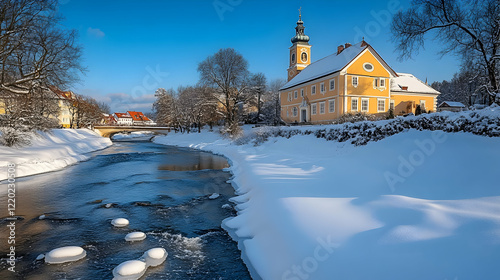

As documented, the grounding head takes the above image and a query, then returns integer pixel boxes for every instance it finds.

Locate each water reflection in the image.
[159,152,229,171]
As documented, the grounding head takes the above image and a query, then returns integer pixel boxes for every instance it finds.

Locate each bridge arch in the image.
[93,126,172,138]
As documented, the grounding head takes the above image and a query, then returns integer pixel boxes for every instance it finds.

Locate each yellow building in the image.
[280,15,440,124]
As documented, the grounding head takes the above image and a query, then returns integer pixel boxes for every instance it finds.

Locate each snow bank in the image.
[45,246,86,264]
[153,109,500,280]
[0,129,111,180]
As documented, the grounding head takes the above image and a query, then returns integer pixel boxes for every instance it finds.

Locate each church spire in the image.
[291,8,310,44]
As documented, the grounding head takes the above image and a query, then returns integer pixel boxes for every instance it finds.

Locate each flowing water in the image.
[0,139,251,279]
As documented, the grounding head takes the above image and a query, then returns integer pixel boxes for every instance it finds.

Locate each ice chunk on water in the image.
[209,193,220,199]
[36,254,45,261]
[112,260,147,280]
[39,214,46,220]
[141,248,168,267]
[125,231,146,242]
[45,246,86,264]
[222,204,232,209]
[111,218,129,227]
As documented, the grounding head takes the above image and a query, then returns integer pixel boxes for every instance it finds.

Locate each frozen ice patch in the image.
[125,231,146,242]
[141,248,168,267]
[45,246,86,264]
[111,218,129,227]
[209,193,220,199]
[112,260,147,280]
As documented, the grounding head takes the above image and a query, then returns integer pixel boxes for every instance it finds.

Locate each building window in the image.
[329,79,335,91]
[374,78,378,88]
[300,89,304,97]
[319,102,325,114]
[351,98,358,111]
[363,62,374,72]
[352,76,358,87]
[378,99,385,112]
[287,111,289,117]
[390,99,395,110]
[294,90,298,99]
[293,107,298,116]
[320,83,325,93]
[288,92,292,101]
[420,100,426,110]
[312,103,317,115]
[329,99,335,113]
[380,78,385,87]
[311,85,316,95]
[361,98,369,112]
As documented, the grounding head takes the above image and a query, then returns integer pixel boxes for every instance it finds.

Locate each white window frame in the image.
[374,78,378,88]
[380,78,385,88]
[420,100,426,110]
[300,89,304,97]
[390,99,395,110]
[320,82,325,94]
[352,76,358,87]
[311,85,316,95]
[329,79,335,91]
[311,103,317,115]
[329,99,335,113]
[319,102,325,114]
[293,107,298,117]
[351,98,358,112]
[361,98,369,112]
[294,90,298,99]
[377,99,385,112]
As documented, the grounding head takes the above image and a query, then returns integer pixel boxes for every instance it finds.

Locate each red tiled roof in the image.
[48,85,74,100]
[127,111,150,122]
[114,112,132,118]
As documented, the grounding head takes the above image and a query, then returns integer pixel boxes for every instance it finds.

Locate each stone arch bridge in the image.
[93,126,172,138]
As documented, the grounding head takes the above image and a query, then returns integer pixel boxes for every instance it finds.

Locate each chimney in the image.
[337,45,344,55]
[345,43,352,49]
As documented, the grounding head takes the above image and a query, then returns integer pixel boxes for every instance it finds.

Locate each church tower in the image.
[287,9,311,81]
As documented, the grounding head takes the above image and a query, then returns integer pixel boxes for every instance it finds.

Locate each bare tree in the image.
[153,88,178,128]
[197,48,250,136]
[0,0,85,95]
[391,0,500,104]
[262,78,286,126]
[245,72,267,123]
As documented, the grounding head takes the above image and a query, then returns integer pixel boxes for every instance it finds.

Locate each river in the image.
[0,139,251,279]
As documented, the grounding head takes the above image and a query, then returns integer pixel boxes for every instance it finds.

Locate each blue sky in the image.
[58,0,460,113]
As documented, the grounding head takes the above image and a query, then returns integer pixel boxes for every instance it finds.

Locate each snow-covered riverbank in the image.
[0,129,112,181]
[154,116,500,279]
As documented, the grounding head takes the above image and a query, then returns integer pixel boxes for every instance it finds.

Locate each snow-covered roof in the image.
[391,73,440,95]
[438,101,466,108]
[281,42,368,90]
[114,112,132,119]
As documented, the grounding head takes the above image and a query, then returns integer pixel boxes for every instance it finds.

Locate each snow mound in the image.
[36,254,45,261]
[45,246,86,264]
[209,193,220,199]
[39,214,46,220]
[111,218,129,227]
[222,204,232,209]
[112,260,147,280]
[141,248,168,267]
[125,231,146,242]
